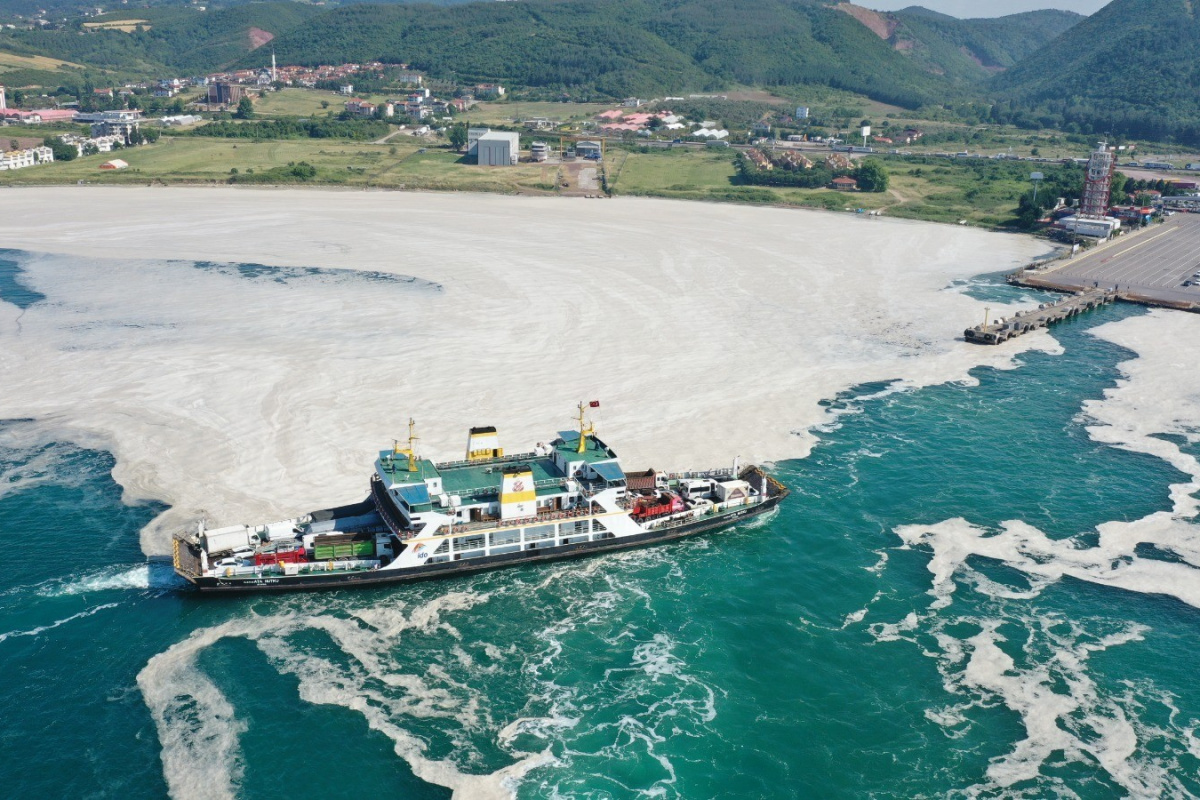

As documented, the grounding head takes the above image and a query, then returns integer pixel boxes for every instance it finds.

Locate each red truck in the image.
[631,492,685,521]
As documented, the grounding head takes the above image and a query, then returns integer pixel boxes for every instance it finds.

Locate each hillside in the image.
[892,8,1083,81]
[256,0,960,106]
[0,3,320,77]
[993,0,1200,143]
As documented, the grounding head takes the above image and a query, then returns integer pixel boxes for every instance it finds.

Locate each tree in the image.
[235,97,254,119]
[855,159,889,193]
[43,137,76,162]
[448,122,468,151]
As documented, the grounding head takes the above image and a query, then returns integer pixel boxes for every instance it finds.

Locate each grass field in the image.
[80,19,149,32]
[464,100,615,129]
[0,51,85,73]
[0,136,562,194]
[606,146,1029,224]
[252,89,383,119]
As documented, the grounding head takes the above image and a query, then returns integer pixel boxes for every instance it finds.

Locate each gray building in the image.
[576,140,602,159]
[476,131,520,166]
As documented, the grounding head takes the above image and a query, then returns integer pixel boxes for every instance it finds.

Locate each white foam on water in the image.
[881,310,1200,796]
[137,590,557,800]
[0,188,1048,556]
[0,601,119,644]
[42,562,188,596]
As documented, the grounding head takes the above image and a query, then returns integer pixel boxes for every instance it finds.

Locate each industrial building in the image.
[476,131,520,166]
[207,82,243,106]
[1055,215,1121,239]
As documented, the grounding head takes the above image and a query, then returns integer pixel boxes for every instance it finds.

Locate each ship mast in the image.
[393,418,420,471]
[575,402,595,454]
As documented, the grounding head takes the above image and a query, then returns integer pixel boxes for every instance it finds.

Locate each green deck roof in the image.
[555,432,618,464]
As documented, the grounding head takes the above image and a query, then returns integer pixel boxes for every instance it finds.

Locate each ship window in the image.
[490,530,520,547]
[525,524,555,542]
[433,540,449,555]
[593,519,608,532]
[453,534,485,552]
[456,548,486,560]
[559,520,589,536]
[489,544,520,556]
[592,532,615,541]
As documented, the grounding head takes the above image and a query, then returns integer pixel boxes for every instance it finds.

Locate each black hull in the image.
[187,496,784,594]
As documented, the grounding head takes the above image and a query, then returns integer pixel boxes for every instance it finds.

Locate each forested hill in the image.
[0,4,320,76]
[0,0,1092,109]
[888,8,1083,83]
[992,0,1200,143]
[257,0,955,106]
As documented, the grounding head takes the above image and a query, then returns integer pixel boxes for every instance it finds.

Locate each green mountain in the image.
[0,3,320,76]
[992,0,1200,143]
[253,0,964,106]
[889,7,1083,83]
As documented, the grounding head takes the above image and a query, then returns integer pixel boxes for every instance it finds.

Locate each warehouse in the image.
[476,131,520,166]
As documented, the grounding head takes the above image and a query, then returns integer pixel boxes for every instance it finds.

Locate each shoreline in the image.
[0,187,1050,553]
[0,175,1037,233]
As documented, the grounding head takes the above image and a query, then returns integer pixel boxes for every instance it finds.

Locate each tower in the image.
[271,51,277,83]
[1080,141,1116,219]
[0,85,6,111]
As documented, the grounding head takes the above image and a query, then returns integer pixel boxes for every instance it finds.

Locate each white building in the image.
[796,106,809,119]
[476,131,520,166]
[0,145,53,171]
[1056,215,1121,239]
[466,127,491,157]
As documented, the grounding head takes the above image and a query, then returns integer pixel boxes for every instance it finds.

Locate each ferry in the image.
[173,405,789,592]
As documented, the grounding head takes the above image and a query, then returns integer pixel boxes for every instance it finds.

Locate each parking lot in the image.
[1036,214,1200,306]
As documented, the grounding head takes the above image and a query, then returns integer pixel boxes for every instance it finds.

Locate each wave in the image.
[40,562,188,597]
[0,602,119,645]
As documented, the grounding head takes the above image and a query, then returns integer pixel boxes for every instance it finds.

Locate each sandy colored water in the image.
[0,187,1047,553]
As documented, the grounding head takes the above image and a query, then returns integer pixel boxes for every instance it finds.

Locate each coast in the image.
[0,187,1048,553]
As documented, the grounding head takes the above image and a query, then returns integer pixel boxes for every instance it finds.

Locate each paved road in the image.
[1035,214,1200,306]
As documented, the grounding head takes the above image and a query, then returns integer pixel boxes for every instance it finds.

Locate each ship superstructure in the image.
[174,405,788,592]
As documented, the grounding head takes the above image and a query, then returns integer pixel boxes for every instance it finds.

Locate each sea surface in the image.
[2,258,1199,799]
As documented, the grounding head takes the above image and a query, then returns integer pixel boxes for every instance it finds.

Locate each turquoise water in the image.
[2,270,1199,798]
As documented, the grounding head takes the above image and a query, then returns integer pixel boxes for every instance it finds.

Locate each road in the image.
[1028,214,1200,306]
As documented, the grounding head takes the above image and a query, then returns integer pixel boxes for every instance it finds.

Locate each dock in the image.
[1007,213,1200,312]
[964,289,1117,345]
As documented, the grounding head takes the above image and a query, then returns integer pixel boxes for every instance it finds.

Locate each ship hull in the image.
[185,494,785,593]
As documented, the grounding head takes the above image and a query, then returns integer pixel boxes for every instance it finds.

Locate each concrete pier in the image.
[1008,214,1200,312]
[964,289,1117,345]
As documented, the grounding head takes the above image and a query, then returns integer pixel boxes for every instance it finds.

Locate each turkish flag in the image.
[589,400,600,408]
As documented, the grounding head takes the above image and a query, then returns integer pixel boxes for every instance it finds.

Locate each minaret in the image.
[0,85,6,111]
[271,51,277,83]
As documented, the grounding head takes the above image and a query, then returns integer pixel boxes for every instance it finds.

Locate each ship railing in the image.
[426,503,600,536]
[432,451,542,470]
[214,558,382,578]
[667,467,736,481]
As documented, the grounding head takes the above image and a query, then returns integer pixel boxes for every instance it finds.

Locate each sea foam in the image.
[0,188,1048,556]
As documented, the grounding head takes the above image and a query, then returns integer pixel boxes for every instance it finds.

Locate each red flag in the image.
[589,400,600,408]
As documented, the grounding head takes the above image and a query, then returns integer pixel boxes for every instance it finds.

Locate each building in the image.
[474,83,505,100]
[575,140,602,159]
[476,131,520,166]
[831,176,858,191]
[795,106,809,120]
[0,145,52,171]
[99,158,129,170]
[530,141,549,162]
[207,82,243,106]
[91,119,140,138]
[1055,215,1120,239]
[344,99,377,118]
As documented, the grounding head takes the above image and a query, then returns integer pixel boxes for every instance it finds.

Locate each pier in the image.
[964,289,1117,345]
[1008,213,1200,312]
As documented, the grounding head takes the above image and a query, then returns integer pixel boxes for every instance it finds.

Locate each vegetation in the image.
[184,117,391,141]
[992,0,1200,145]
